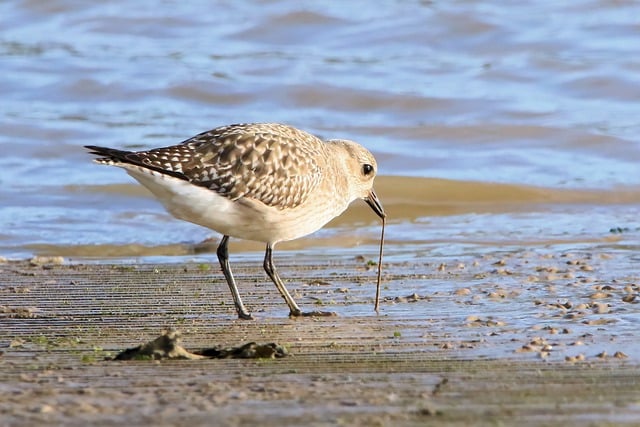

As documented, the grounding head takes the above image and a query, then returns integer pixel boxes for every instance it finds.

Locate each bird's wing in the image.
[87,123,324,210]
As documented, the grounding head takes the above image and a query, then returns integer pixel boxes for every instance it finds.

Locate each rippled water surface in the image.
[1,0,639,259]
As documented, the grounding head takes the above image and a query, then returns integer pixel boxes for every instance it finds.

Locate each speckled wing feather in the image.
[88,123,324,210]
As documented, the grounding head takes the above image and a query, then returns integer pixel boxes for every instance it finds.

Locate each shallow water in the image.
[1,0,639,260]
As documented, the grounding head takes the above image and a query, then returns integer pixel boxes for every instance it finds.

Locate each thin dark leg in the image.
[217,235,253,320]
[263,244,303,317]
[262,245,336,317]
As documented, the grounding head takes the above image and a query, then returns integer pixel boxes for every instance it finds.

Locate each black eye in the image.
[362,164,374,176]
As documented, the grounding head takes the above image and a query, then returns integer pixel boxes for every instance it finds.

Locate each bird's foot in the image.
[237,311,255,320]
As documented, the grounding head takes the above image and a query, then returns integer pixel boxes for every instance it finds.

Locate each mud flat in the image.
[1,251,640,426]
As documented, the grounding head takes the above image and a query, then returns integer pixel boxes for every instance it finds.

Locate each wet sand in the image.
[2,254,640,426]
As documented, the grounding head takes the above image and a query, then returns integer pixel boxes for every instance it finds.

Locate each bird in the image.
[85,122,385,319]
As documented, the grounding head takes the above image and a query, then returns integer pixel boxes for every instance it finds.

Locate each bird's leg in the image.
[263,244,336,317]
[263,244,302,316]
[216,235,253,320]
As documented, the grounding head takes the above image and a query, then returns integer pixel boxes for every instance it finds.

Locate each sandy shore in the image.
[1,252,640,425]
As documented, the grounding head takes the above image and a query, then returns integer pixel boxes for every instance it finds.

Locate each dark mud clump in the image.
[111,328,288,361]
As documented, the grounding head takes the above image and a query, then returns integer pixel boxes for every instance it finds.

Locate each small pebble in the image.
[622,294,637,303]
[515,345,534,353]
[565,354,585,363]
[530,337,547,346]
[592,303,610,314]
[36,404,55,414]
[583,318,616,326]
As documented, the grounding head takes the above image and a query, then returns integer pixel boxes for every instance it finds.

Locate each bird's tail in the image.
[84,145,133,163]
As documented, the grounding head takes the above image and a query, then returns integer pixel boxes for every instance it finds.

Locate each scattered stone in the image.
[592,303,610,314]
[564,312,586,320]
[515,344,535,353]
[417,405,441,416]
[530,337,547,347]
[465,316,506,327]
[565,354,585,363]
[583,318,617,326]
[589,292,610,300]
[395,293,423,303]
[308,280,332,286]
[35,404,55,414]
[406,293,421,302]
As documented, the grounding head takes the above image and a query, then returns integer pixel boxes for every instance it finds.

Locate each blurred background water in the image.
[1,0,639,259]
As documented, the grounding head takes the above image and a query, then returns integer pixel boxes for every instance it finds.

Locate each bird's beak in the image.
[365,189,386,219]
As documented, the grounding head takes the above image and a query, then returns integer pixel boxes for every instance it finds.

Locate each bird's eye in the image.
[362,164,374,176]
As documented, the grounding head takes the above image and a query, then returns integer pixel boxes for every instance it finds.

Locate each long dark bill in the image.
[365,190,386,313]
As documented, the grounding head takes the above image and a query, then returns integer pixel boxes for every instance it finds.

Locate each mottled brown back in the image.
[88,123,325,210]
